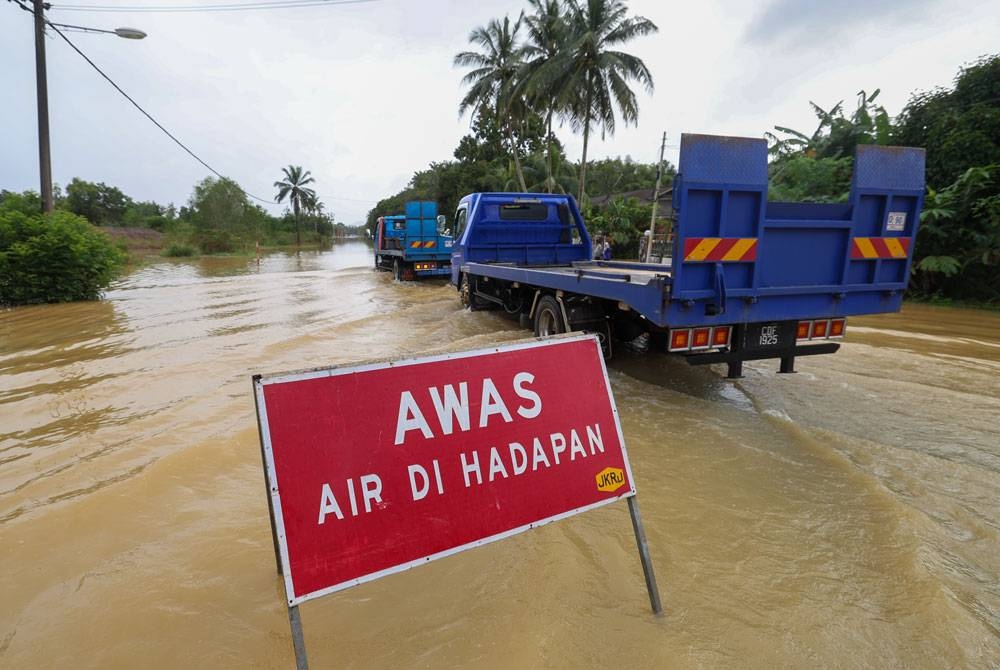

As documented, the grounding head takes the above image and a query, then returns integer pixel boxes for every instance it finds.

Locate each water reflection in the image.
[160,239,376,278]
[0,300,130,377]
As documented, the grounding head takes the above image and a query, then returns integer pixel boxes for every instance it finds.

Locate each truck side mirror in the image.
[437,214,447,233]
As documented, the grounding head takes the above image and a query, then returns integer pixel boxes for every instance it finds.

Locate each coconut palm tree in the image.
[274,165,316,247]
[521,0,568,193]
[454,15,529,192]
[556,0,657,202]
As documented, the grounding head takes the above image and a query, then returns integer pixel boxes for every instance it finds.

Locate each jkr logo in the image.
[595,467,625,493]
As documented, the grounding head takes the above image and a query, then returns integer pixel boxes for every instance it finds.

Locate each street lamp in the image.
[114,28,148,40]
[46,23,148,40]
[31,0,146,213]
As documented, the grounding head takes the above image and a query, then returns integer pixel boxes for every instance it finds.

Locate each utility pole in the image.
[33,0,53,213]
[644,131,667,263]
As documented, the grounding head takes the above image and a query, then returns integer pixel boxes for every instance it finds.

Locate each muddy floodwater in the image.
[2,240,999,668]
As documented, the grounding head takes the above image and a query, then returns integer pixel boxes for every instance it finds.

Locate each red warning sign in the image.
[254,335,636,606]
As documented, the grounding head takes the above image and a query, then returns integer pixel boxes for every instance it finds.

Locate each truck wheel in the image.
[460,274,478,310]
[393,259,403,281]
[374,254,381,270]
[534,295,565,337]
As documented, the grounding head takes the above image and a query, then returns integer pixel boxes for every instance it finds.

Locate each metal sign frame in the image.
[253,335,661,669]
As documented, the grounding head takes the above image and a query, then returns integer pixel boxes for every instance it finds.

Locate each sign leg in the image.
[289,605,309,670]
[627,496,663,615]
[253,376,283,575]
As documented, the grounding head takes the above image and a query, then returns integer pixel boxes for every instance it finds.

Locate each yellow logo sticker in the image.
[595,467,626,493]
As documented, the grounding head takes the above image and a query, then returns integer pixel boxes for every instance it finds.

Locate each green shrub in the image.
[0,190,43,216]
[163,243,197,257]
[0,210,126,306]
[191,229,237,254]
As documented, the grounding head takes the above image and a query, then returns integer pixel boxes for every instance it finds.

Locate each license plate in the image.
[743,321,796,350]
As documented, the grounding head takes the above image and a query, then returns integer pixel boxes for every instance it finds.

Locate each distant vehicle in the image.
[448,133,925,377]
[374,201,453,280]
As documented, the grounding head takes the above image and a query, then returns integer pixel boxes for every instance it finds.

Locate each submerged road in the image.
[1,240,998,668]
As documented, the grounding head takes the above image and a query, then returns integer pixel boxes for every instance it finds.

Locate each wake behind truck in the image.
[374,201,453,280]
[450,133,925,377]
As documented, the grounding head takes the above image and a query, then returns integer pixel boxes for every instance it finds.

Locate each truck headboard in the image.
[668,133,925,325]
[462,194,592,266]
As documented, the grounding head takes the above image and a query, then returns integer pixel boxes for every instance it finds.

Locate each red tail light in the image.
[691,327,711,349]
[669,329,691,352]
[797,318,846,341]
[711,326,731,347]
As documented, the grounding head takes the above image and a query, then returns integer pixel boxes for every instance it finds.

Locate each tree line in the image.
[1,166,364,253]
[0,165,366,305]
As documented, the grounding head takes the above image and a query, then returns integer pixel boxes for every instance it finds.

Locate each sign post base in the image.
[627,496,663,615]
[289,605,308,670]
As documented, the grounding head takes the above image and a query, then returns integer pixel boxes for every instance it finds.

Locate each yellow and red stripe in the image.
[851,237,911,259]
[423,240,436,248]
[683,238,758,262]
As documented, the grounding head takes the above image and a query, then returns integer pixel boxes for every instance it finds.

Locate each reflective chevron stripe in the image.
[683,238,758,262]
[851,237,911,259]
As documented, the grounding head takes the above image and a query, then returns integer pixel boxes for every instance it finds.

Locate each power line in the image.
[7,0,33,14]
[49,0,380,13]
[41,19,276,205]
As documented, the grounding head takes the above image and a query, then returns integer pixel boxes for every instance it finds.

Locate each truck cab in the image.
[450,193,591,287]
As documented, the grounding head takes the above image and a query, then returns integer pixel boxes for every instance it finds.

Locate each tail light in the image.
[414,262,437,271]
[796,321,811,341]
[691,327,711,350]
[669,326,731,353]
[796,318,846,341]
[669,329,691,352]
[712,326,731,347]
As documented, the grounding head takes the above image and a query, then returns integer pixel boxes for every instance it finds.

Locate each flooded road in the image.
[2,240,998,668]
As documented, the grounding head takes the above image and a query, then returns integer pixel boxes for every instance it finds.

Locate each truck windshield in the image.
[499,203,548,221]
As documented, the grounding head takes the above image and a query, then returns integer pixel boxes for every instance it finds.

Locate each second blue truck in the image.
[374,201,453,280]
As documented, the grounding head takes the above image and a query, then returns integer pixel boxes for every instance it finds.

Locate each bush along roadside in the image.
[0,209,126,306]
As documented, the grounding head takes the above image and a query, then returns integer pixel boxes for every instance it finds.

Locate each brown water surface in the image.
[2,241,998,668]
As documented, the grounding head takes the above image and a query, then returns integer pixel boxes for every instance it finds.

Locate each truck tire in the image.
[393,259,403,282]
[374,254,381,270]
[460,274,478,310]
[534,295,565,337]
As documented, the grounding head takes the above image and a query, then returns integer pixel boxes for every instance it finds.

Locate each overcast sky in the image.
[2,0,998,224]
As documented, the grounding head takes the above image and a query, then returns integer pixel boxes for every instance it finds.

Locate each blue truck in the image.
[449,133,925,377]
[374,201,454,280]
